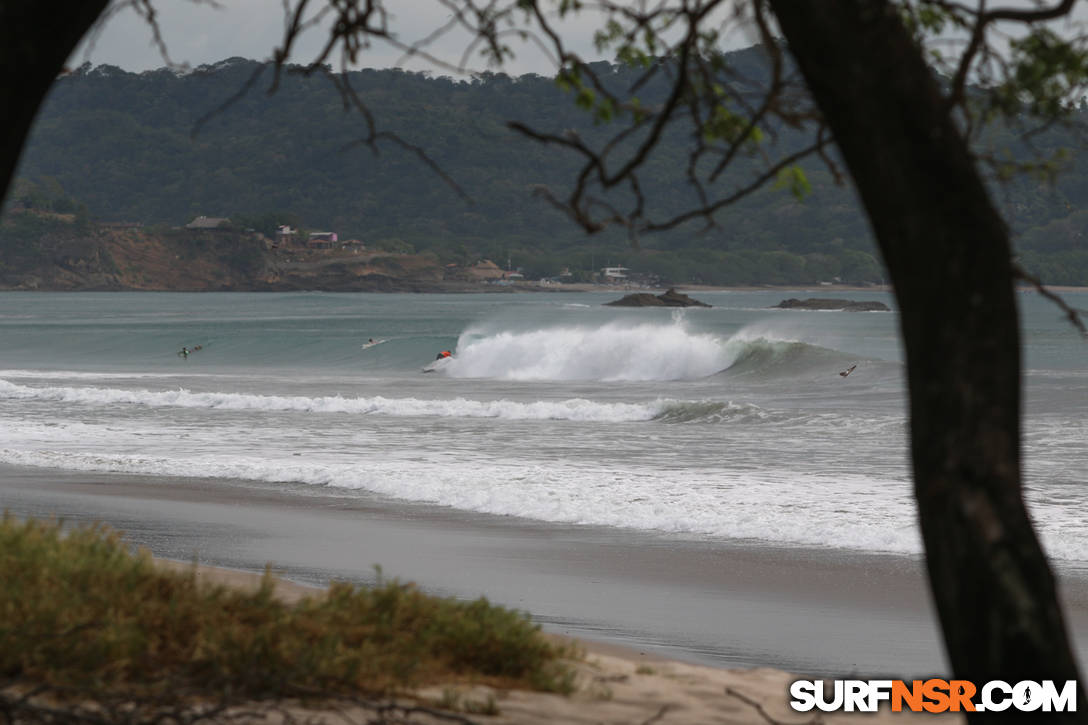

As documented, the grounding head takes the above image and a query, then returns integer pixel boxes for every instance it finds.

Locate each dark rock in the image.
[605,293,664,307]
[773,297,889,311]
[606,288,712,307]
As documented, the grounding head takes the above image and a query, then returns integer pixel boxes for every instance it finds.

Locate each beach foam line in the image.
[0,378,773,424]
[0,447,925,556]
[0,369,189,380]
[4,443,1084,563]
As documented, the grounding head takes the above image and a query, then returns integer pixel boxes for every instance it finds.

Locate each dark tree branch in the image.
[1013,262,1088,338]
[644,130,830,232]
[0,0,111,207]
[725,686,825,725]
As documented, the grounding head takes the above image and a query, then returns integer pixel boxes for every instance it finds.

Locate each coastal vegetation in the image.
[2,53,1087,286]
[0,515,574,721]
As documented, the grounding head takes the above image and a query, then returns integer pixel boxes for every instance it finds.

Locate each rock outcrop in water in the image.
[773,297,889,312]
[606,288,711,307]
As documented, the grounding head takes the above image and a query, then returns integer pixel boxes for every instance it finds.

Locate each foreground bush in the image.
[0,514,573,711]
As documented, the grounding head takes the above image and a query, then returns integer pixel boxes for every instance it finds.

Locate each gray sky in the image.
[72,0,766,76]
[72,0,611,76]
[72,0,1088,78]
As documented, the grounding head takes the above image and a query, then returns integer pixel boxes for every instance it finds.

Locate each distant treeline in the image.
[5,50,1088,285]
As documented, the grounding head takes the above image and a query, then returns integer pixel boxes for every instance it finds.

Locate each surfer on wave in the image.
[435,350,452,360]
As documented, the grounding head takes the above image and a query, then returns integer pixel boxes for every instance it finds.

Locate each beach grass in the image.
[0,514,574,712]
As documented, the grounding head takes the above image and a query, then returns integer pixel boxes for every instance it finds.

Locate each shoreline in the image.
[4,462,1088,675]
[151,559,955,724]
[151,558,959,724]
[0,462,943,676]
[7,460,1083,680]
[3,462,1086,721]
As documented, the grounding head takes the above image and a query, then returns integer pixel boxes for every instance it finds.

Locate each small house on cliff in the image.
[275,225,297,246]
[307,232,338,250]
[600,266,629,282]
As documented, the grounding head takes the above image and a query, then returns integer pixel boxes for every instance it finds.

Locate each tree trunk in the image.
[767,0,1083,715]
[0,0,109,206]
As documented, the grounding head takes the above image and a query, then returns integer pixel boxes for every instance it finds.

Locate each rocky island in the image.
[773,297,889,312]
[606,288,711,307]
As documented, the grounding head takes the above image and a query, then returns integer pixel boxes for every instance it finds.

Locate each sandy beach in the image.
[5,463,1088,722]
[153,559,961,724]
[0,463,943,675]
[6,462,1088,681]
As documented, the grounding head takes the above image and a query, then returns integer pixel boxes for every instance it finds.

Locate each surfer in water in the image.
[839,363,857,378]
[435,350,452,360]
[178,347,190,359]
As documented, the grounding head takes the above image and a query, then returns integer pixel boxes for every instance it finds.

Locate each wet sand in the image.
[3,463,1087,680]
[153,561,960,724]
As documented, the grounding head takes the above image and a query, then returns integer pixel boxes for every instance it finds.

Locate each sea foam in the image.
[438,314,857,382]
[0,445,926,556]
[0,378,776,424]
[445,316,731,381]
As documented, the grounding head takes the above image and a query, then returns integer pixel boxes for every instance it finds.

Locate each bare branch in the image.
[191,62,269,137]
[1013,262,1088,338]
[645,129,829,232]
[725,686,825,725]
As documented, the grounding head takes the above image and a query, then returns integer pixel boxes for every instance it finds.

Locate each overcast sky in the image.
[71,0,762,77]
[73,0,608,76]
[72,0,1088,78]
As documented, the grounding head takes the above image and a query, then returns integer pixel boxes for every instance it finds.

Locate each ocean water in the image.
[1,289,1085,564]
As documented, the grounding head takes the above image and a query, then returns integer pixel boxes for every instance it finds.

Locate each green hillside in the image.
[5,50,1087,285]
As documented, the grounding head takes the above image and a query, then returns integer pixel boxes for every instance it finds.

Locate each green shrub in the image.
[0,515,574,703]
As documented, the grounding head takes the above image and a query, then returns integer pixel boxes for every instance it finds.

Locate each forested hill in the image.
[6,51,1088,285]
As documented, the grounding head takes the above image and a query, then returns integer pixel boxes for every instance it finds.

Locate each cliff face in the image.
[0,214,451,291]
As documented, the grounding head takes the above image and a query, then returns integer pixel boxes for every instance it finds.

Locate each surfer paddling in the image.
[839,363,857,378]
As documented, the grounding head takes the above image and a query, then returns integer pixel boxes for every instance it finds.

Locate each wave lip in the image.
[446,318,733,381]
[652,400,772,424]
[431,314,863,382]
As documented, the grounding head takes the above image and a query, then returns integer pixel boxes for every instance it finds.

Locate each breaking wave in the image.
[0,378,779,425]
[441,316,851,382]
